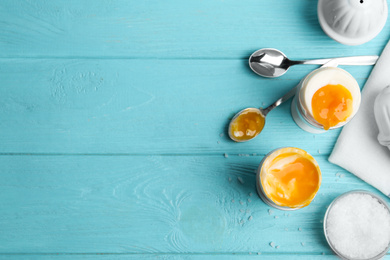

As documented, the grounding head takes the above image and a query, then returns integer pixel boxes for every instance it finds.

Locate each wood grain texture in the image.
[0,0,390,59]
[0,254,362,260]
[0,59,373,155]
[0,155,388,255]
[1,0,390,258]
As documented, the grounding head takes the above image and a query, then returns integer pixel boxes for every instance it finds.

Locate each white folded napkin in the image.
[329,41,390,198]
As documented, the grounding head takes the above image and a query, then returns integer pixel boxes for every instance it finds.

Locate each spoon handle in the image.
[297,55,378,66]
[261,85,298,116]
[260,59,342,116]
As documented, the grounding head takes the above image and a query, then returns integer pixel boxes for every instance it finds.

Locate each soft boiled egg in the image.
[298,67,361,130]
[257,147,321,209]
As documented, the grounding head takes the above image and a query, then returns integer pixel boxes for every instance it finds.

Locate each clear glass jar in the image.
[256,147,321,210]
[324,190,390,260]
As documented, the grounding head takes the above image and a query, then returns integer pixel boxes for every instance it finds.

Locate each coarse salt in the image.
[326,192,390,259]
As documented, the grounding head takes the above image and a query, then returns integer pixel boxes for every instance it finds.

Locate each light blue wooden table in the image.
[1,1,389,259]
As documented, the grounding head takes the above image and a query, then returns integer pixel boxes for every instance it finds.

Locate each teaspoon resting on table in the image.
[228,86,297,142]
[249,48,378,78]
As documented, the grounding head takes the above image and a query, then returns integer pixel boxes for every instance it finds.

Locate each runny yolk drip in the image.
[311,84,353,130]
[263,153,320,208]
[230,110,265,141]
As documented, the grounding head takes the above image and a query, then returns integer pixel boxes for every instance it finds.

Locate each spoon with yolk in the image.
[229,86,297,142]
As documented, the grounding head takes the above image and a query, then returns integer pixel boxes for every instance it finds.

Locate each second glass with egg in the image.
[291,67,361,133]
[256,147,322,210]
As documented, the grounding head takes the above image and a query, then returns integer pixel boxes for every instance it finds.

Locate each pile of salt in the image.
[325,192,390,259]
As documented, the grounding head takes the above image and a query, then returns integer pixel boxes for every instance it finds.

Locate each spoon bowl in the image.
[249,48,378,78]
[228,86,297,142]
[249,48,291,78]
[228,108,265,142]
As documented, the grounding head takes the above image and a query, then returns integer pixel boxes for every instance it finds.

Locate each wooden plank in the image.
[0,0,389,59]
[0,155,387,254]
[0,254,360,259]
[0,253,367,259]
[0,59,373,155]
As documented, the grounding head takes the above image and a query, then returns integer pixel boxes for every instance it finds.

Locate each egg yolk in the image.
[262,153,320,208]
[230,110,265,141]
[311,84,353,130]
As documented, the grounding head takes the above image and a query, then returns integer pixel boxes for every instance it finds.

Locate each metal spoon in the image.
[229,60,341,142]
[228,86,297,142]
[249,48,378,78]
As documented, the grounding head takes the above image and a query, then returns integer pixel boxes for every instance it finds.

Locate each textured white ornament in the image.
[318,0,388,45]
[374,86,390,149]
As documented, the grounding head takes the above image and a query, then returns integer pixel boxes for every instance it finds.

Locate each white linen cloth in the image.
[329,41,390,197]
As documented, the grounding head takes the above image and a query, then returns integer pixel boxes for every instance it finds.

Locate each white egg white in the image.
[299,67,361,126]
